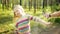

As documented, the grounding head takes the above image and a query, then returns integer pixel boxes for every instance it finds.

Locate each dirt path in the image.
[31,25,60,34]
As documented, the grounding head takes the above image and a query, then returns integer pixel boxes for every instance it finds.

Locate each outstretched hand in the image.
[43,12,50,18]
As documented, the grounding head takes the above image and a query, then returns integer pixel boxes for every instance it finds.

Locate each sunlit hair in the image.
[13,5,26,17]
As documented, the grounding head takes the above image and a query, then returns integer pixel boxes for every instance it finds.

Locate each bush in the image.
[52,5,60,11]
[48,17,60,24]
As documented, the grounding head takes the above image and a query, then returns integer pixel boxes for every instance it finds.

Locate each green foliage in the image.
[0,9,14,34]
[48,17,60,24]
[52,5,60,11]
[0,16,13,24]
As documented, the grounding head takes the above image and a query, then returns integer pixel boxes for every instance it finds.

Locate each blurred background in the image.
[0,0,60,34]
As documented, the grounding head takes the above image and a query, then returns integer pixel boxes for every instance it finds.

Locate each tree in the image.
[0,0,2,4]
[6,0,9,9]
[29,0,32,11]
[24,0,27,8]
[56,0,60,5]
[12,0,15,9]
[20,0,22,5]
[37,0,38,9]
[34,0,36,14]
[43,0,45,13]
[2,0,10,10]
[2,0,6,10]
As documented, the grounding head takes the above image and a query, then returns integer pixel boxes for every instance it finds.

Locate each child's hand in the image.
[43,13,50,18]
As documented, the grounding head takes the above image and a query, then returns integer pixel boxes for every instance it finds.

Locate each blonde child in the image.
[13,5,50,34]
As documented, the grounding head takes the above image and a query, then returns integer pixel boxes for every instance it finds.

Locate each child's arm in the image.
[26,14,51,26]
[31,16,51,26]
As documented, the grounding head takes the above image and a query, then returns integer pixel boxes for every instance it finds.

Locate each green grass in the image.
[0,9,14,33]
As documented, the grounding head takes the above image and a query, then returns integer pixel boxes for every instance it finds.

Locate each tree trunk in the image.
[2,0,6,10]
[24,0,27,8]
[20,0,22,5]
[6,0,9,9]
[29,0,32,11]
[43,0,45,13]
[34,0,36,14]
[37,0,38,9]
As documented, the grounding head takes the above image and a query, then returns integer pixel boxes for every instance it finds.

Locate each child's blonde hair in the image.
[13,5,26,17]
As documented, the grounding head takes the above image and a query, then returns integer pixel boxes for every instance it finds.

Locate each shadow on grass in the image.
[0,16,13,24]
